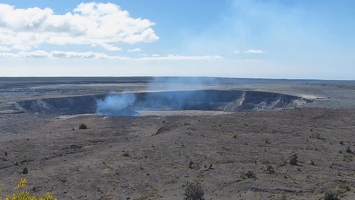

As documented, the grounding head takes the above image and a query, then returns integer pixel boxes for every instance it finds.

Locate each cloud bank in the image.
[0,50,222,61]
[0,2,158,51]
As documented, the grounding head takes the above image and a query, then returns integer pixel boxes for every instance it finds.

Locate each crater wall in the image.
[15,90,311,116]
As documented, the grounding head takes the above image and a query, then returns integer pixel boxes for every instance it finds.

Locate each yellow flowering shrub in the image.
[1,178,56,200]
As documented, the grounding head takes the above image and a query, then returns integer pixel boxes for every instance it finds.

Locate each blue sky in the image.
[0,0,354,79]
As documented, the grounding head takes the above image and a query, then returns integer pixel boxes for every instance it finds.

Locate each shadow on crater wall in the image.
[15,90,311,116]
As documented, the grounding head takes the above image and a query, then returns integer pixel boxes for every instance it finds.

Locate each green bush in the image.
[183,181,205,200]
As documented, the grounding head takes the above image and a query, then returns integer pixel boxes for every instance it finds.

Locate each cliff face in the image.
[223,91,310,112]
[15,95,100,115]
[14,90,311,116]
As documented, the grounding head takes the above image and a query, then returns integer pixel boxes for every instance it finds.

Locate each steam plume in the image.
[96,92,138,116]
[95,77,220,116]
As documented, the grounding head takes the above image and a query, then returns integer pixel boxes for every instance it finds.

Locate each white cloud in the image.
[152,54,160,57]
[100,44,122,51]
[19,50,50,58]
[50,51,112,59]
[0,50,223,61]
[244,49,263,54]
[0,46,11,51]
[141,54,223,61]
[233,50,240,54]
[0,52,17,58]
[0,50,120,59]
[128,48,142,52]
[0,3,158,51]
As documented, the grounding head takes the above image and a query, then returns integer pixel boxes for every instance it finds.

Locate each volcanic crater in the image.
[14,90,310,116]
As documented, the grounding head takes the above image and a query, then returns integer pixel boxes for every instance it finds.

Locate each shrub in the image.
[310,132,321,139]
[2,178,57,200]
[183,181,205,200]
[324,182,351,200]
[346,146,352,154]
[310,160,315,165]
[241,170,256,180]
[122,152,130,157]
[339,182,351,191]
[289,154,298,165]
[324,189,340,200]
[343,154,353,162]
[266,165,275,174]
[78,123,87,130]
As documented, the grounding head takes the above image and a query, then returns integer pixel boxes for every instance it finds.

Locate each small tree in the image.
[184,181,205,200]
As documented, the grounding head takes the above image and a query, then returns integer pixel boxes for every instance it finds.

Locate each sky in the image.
[0,0,354,79]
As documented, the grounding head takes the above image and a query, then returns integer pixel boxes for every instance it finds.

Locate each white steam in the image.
[95,77,221,116]
[96,92,137,116]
